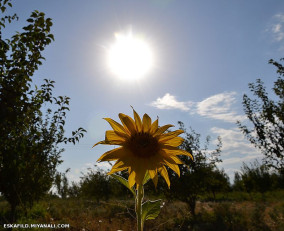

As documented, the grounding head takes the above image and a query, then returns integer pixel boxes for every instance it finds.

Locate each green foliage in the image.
[67,181,81,198]
[164,122,229,216]
[233,161,284,193]
[73,166,134,201]
[80,168,111,202]
[141,199,162,222]
[0,0,86,220]
[54,169,70,199]
[238,58,284,171]
[111,174,136,197]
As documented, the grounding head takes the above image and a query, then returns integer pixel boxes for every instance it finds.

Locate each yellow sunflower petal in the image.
[160,151,181,176]
[142,113,152,132]
[152,173,158,188]
[150,119,159,134]
[93,139,125,147]
[153,124,174,137]
[163,137,184,147]
[104,118,128,135]
[97,147,125,162]
[119,113,137,135]
[164,162,180,177]
[128,170,136,188]
[162,153,184,165]
[105,130,126,143]
[132,108,143,132]
[158,130,184,142]
[162,146,193,160]
[92,140,107,147]
[148,169,157,180]
[149,169,158,187]
[160,166,170,188]
[108,160,128,175]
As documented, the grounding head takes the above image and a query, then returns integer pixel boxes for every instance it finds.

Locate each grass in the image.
[1,191,284,230]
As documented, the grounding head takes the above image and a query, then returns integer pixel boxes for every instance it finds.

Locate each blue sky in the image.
[5,0,284,182]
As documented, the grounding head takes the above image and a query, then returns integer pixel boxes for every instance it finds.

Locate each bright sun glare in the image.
[108,31,154,80]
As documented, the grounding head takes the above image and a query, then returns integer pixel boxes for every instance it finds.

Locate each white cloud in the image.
[149,93,193,111]
[221,155,261,165]
[150,92,245,123]
[96,161,112,170]
[196,92,246,123]
[210,127,258,155]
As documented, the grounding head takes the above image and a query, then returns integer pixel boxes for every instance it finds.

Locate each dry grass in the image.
[1,193,284,231]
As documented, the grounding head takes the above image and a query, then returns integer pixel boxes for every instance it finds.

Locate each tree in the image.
[206,168,230,200]
[233,172,245,191]
[0,0,86,221]
[54,169,70,199]
[164,122,228,216]
[237,59,284,171]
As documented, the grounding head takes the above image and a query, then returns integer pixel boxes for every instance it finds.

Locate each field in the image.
[1,191,284,231]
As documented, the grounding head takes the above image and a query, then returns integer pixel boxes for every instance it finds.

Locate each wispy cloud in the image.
[210,127,260,156]
[150,92,245,123]
[266,13,284,49]
[149,93,193,111]
[196,92,246,123]
[221,155,261,165]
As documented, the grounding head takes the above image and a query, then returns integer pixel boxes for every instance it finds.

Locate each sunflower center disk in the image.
[126,132,160,158]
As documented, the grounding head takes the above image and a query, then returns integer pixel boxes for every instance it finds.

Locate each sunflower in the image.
[93,109,193,188]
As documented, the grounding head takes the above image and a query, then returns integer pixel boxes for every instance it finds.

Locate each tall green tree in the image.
[237,59,284,171]
[0,0,86,220]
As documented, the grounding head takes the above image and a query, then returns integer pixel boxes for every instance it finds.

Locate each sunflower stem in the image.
[136,184,144,231]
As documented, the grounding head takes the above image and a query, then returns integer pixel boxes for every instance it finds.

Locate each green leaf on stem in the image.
[111,174,135,197]
[142,199,162,222]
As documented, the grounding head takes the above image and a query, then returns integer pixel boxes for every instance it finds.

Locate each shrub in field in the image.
[80,168,111,202]
[233,161,283,194]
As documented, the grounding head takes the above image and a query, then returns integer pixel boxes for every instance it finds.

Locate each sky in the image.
[4,0,284,183]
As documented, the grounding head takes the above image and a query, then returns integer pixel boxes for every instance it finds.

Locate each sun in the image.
[107,31,154,81]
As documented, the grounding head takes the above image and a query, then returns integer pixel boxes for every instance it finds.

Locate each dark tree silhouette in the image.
[237,59,284,171]
[0,0,86,221]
